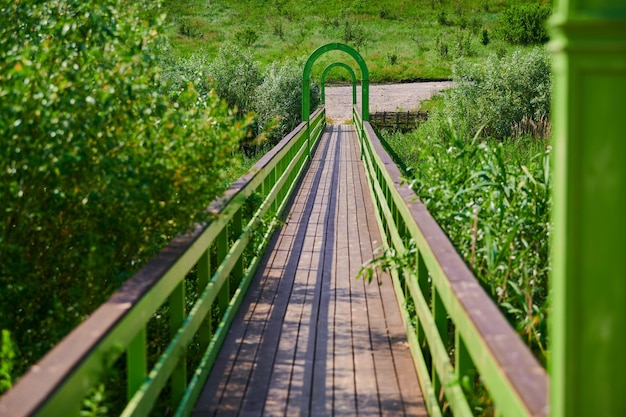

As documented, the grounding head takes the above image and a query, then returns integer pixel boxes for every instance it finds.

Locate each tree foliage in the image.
[497,3,550,45]
[0,0,248,381]
[445,48,551,139]
[254,57,321,144]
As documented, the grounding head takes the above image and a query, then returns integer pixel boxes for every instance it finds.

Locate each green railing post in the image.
[170,280,187,406]
[217,226,229,313]
[127,327,147,401]
[306,121,310,161]
[549,3,626,417]
[416,251,429,352]
[197,250,212,349]
[232,210,244,286]
[432,289,448,404]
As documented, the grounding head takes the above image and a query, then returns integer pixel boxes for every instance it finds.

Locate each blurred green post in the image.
[549,2,626,416]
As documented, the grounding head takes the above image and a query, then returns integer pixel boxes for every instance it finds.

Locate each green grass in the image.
[380,121,551,364]
[162,0,542,82]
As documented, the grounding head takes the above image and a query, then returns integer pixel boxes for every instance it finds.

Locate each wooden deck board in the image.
[192,125,426,417]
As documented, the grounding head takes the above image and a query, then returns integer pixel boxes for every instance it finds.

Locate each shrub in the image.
[208,45,262,114]
[498,3,550,45]
[177,17,205,39]
[0,0,247,383]
[454,30,474,58]
[435,35,450,59]
[254,58,320,144]
[273,21,285,40]
[387,51,399,66]
[235,27,259,47]
[437,9,450,26]
[343,20,368,48]
[156,40,213,100]
[445,48,551,139]
[481,28,490,45]
[379,4,392,19]
[383,127,551,363]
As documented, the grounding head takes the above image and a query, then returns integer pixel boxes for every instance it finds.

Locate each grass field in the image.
[162,0,544,82]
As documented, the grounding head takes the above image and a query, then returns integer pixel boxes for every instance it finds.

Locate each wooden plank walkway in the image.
[192,125,427,417]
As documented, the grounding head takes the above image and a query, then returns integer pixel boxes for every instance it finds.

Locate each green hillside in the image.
[163,0,549,82]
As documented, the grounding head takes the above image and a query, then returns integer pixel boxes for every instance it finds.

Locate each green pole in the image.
[549,3,626,417]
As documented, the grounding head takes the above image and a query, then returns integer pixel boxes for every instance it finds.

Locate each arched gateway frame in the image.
[320,62,357,106]
[302,42,369,122]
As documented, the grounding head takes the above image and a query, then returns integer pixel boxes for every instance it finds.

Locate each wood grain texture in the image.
[192,125,426,417]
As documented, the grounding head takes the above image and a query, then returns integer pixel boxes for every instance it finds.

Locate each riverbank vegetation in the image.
[380,48,552,364]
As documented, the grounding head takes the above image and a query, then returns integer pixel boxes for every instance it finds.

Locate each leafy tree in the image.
[254,58,321,144]
[445,48,551,139]
[498,3,551,45]
[0,0,248,384]
[208,45,262,115]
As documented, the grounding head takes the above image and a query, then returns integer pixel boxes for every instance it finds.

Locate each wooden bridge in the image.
[0,100,547,416]
[3,10,626,413]
[192,124,425,416]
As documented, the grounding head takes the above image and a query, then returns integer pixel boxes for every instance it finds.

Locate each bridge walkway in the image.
[192,125,427,416]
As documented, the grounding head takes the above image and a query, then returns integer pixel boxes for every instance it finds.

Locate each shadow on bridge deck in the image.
[192,125,427,416]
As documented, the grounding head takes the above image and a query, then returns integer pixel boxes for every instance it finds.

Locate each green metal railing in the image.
[353,107,548,417]
[0,108,325,417]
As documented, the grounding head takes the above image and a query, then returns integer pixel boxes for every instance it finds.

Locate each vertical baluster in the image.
[170,279,186,406]
[270,167,278,213]
[455,331,475,399]
[416,251,429,350]
[217,225,230,313]
[232,209,244,287]
[127,327,147,400]
[432,288,448,408]
[197,249,212,349]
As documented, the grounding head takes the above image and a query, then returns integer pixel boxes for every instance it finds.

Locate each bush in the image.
[208,45,262,115]
[177,17,205,39]
[445,48,551,139]
[383,127,551,363]
[254,58,320,144]
[0,0,247,384]
[156,41,214,101]
[481,28,490,45]
[235,27,259,47]
[498,3,550,45]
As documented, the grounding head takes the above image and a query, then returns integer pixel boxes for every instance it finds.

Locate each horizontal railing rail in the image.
[0,107,326,417]
[353,106,548,417]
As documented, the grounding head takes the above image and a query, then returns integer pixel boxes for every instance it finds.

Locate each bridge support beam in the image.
[549,3,626,417]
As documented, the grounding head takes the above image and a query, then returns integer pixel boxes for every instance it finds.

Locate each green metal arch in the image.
[320,62,357,105]
[302,42,369,122]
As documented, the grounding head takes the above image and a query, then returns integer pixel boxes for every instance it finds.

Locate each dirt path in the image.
[324,81,453,123]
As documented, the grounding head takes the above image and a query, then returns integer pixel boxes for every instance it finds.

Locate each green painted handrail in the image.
[353,107,549,417]
[0,108,326,417]
[320,62,357,105]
